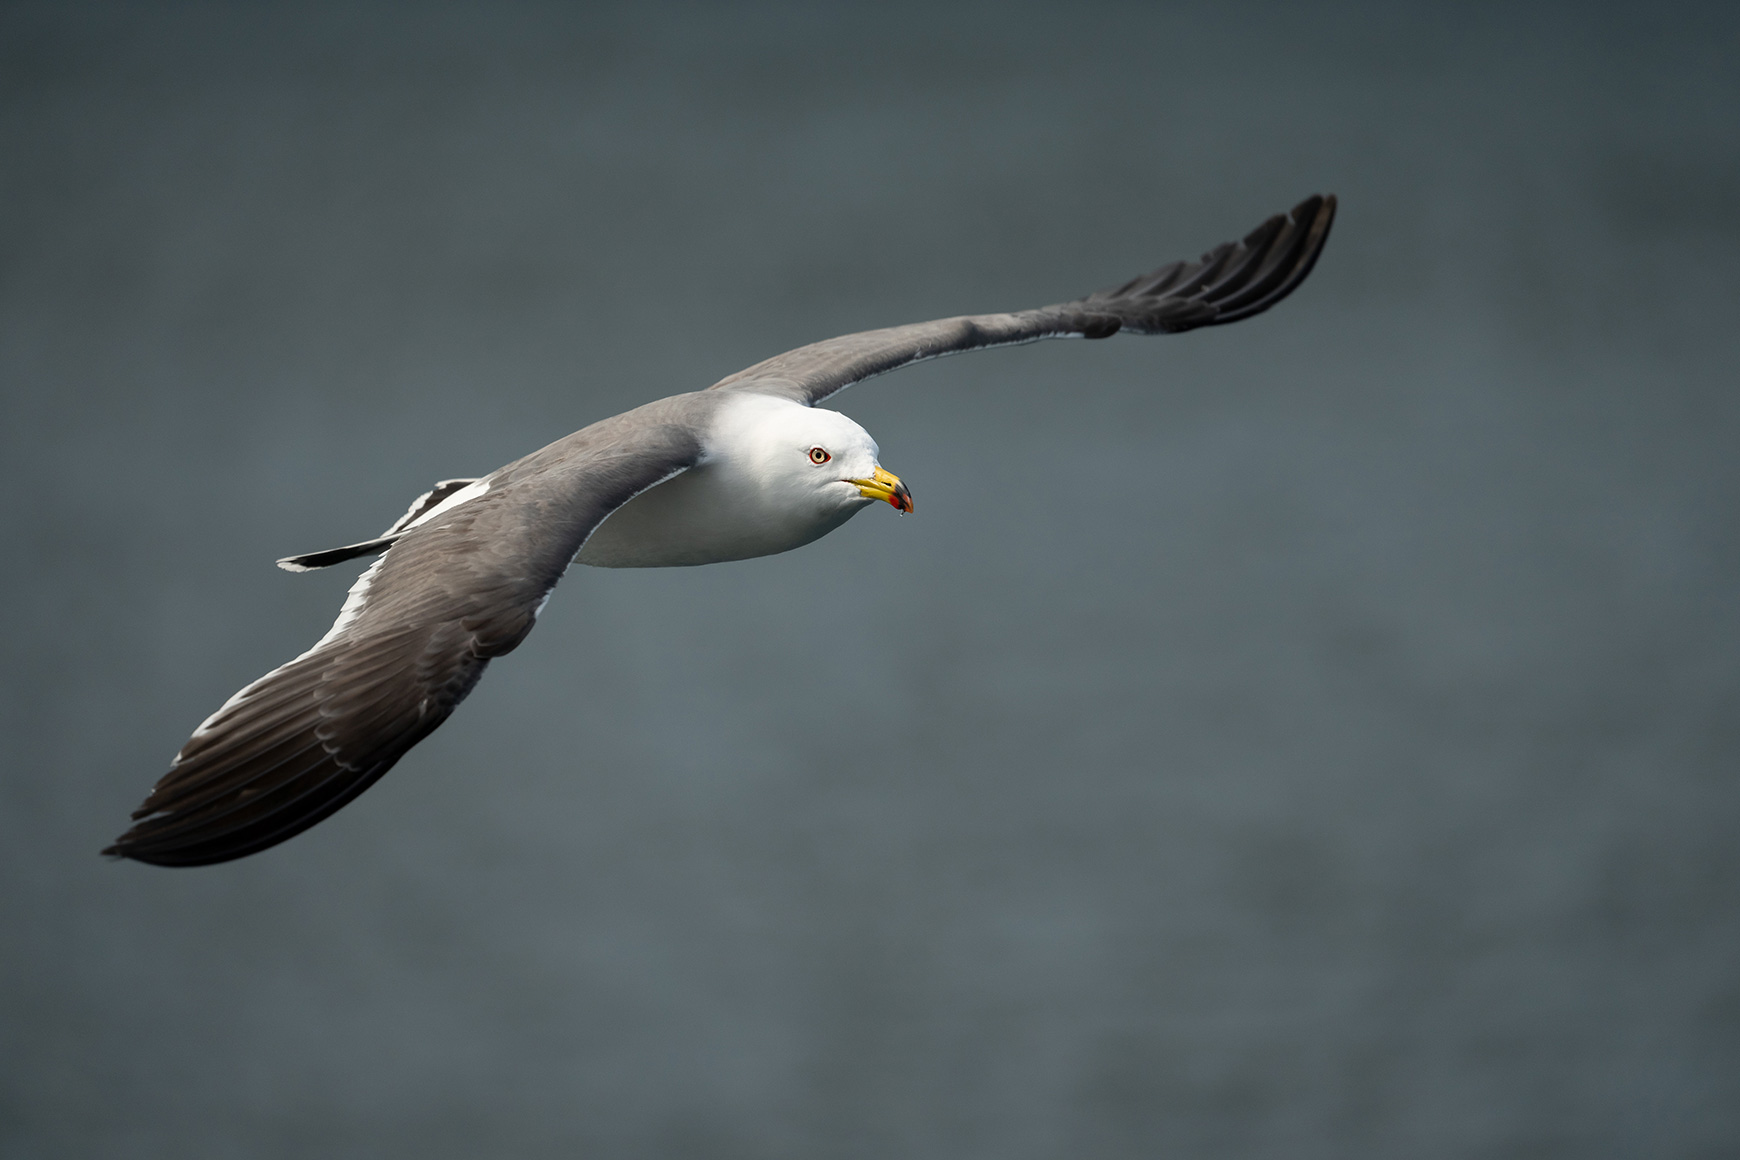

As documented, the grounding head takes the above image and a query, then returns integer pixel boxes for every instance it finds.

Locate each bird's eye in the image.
[808,447,831,464]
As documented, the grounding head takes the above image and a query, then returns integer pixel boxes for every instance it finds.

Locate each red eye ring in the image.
[808,447,831,464]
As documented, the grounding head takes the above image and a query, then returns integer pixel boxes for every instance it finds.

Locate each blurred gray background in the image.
[3,3,1737,1157]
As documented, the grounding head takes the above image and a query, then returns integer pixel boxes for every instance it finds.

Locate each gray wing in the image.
[709,194,1335,407]
[105,408,703,866]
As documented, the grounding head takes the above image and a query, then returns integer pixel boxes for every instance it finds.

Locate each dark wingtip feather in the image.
[1084,193,1336,335]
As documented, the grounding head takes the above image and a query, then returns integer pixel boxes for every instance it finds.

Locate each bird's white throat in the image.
[575,393,881,568]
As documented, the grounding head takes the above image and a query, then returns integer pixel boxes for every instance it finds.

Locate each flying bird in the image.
[106,193,1337,867]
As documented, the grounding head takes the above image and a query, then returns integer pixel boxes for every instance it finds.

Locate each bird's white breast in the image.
[574,393,871,568]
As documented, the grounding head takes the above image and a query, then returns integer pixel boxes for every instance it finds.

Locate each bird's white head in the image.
[713,393,913,520]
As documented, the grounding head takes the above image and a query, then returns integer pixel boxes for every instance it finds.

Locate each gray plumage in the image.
[709,192,1335,405]
[106,194,1336,867]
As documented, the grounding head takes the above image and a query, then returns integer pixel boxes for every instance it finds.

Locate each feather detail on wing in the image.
[708,194,1335,407]
[107,406,705,866]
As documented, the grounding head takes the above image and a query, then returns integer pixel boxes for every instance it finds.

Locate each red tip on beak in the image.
[853,467,913,513]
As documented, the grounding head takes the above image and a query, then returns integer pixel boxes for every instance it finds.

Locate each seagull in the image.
[106,194,1337,867]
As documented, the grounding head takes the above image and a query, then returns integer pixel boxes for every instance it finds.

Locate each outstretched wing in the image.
[106,408,702,866]
[709,194,1335,407]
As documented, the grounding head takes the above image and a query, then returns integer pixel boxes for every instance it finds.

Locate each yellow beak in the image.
[850,465,913,513]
